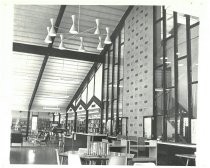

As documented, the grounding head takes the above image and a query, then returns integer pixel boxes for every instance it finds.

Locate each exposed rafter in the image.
[13,42,104,63]
[25,5,66,139]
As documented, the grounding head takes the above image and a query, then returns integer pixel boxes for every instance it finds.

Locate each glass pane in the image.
[81,86,87,103]
[177,115,188,143]
[192,84,197,119]
[87,76,94,102]
[103,70,107,101]
[166,115,175,142]
[166,9,173,38]
[120,44,124,80]
[95,65,102,100]
[177,13,187,57]
[115,36,119,64]
[109,50,113,83]
[155,66,164,115]
[166,88,175,116]
[113,65,118,99]
[121,27,124,43]
[156,116,164,140]
[178,58,188,111]
[166,37,174,88]
[191,26,199,82]
[105,52,108,69]
[119,80,123,118]
[155,21,163,66]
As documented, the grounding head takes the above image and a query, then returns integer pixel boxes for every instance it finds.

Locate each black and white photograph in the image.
[0,0,209,167]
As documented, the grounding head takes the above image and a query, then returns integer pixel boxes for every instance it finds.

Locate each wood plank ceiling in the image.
[12,5,128,113]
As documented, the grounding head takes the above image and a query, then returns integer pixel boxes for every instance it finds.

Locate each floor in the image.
[10,146,58,164]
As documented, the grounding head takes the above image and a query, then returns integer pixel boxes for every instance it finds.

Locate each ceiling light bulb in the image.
[49,18,56,36]
[44,27,52,43]
[69,15,78,34]
[94,19,100,35]
[59,34,66,50]
[78,37,85,52]
[104,27,112,44]
[97,36,103,51]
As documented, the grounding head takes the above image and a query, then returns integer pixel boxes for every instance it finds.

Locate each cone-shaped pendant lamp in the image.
[69,15,78,34]
[97,36,103,51]
[78,37,85,52]
[44,27,52,43]
[59,34,66,50]
[94,19,100,35]
[104,27,112,44]
[49,18,56,36]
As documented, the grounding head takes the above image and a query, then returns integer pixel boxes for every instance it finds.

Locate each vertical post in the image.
[111,39,115,135]
[65,112,68,130]
[85,109,89,133]
[100,63,105,134]
[116,30,121,134]
[53,113,55,122]
[58,113,61,126]
[152,6,157,140]
[106,51,110,126]
[25,110,31,140]
[173,12,179,142]
[162,6,167,141]
[186,15,192,143]
[74,111,77,132]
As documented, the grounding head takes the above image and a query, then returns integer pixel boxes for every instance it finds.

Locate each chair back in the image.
[68,153,81,165]
[108,156,127,165]
[55,149,60,165]
[134,162,156,166]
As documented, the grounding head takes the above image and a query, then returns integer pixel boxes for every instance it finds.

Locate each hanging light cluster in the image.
[44,7,112,52]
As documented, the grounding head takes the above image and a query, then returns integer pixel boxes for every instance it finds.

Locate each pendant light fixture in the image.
[97,36,104,51]
[49,18,56,36]
[44,27,52,43]
[59,34,66,50]
[44,5,112,52]
[69,15,78,34]
[78,37,85,52]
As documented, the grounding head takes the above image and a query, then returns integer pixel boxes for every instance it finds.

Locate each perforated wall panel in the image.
[123,6,153,137]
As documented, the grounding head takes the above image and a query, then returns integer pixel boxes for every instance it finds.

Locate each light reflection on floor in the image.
[10,146,57,164]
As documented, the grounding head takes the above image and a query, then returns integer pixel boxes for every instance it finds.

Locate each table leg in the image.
[186,159,189,166]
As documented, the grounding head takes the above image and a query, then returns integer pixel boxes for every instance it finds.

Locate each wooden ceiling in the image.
[12,5,128,112]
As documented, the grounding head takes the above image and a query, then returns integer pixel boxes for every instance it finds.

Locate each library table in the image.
[175,153,196,166]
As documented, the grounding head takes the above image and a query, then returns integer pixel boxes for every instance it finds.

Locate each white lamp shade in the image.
[59,34,66,50]
[97,36,103,50]
[94,19,100,35]
[45,35,52,43]
[69,15,78,34]
[44,27,52,43]
[49,18,56,36]
[104,27,112,44]
[78,37,85,52]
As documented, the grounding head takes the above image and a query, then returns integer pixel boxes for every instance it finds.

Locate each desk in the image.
[175,154,196,166]
[59,151,133,165]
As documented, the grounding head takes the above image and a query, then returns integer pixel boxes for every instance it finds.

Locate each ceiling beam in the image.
[28,5,66,111]
[13,42,104,63]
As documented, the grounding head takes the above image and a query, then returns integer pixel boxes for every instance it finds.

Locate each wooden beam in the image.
[13,42,104,63]
[26,5,66,139]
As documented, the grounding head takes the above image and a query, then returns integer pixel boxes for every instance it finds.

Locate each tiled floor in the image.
[10,146,58,164]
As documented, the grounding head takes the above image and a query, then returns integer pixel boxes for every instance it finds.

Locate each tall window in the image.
[154,6,199,143]
[31,115,38,131]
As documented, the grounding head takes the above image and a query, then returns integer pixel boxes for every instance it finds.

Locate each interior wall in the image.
[123,6,153,137]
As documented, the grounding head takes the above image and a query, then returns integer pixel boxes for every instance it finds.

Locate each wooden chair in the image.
[36,132,50,145]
